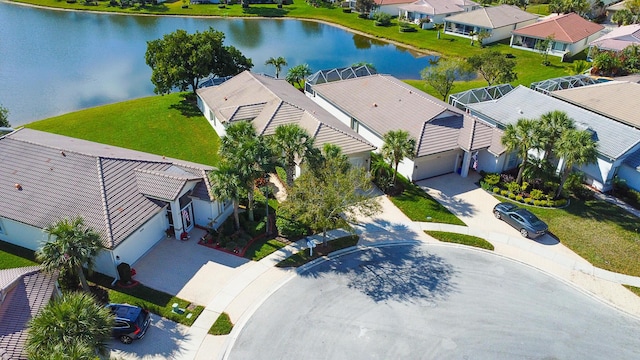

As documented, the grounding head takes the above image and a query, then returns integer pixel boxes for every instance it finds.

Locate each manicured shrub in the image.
[521,181,529,192]
[530,189,544,200]
[276,207,308,239]
[554,199,567,207]
[493,187,500,193]
[507,181,520,194]
[500,190,509,196]
[524,197,533,204]
[533,200,542,206]
[515,195,524,202]
[484,173,500,186]
[373,12,392,26]
[508,193,516,200]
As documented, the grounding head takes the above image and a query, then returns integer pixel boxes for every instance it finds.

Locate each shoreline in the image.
[2,0,439,57]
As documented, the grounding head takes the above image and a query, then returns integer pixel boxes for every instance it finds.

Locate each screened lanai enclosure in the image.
[305,65,377,94]
[448,84,514,111]
[530,75,606,94]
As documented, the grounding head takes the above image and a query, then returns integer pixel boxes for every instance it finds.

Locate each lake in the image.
[0,1,435,126]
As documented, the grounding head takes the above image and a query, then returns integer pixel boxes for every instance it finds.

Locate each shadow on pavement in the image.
[302,244,458,304]
[110,316,189,359]
[534,233,560,246]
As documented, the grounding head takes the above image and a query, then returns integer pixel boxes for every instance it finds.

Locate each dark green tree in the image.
[467,50,517,85]
[554,129,598,198]
[421,58,472,101]
[381,130,417,183]
[265,56,288,78]
[355,0,375,16]
[209,165,244,230]
[501,118,539,184]
[0,105,9,128]
[145,27,253,94]
[286,64,312,89]
[271,124,314,187]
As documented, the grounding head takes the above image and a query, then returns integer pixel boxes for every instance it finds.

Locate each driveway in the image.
[110,314,190,360]
[227,244,640,359]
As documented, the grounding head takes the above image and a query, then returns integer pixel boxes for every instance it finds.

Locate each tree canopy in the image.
[421,58,472,101]
[554,129,598,198]
[0,105,9,128]
[145,27,253,94]
[467,51,518,86]
[501,118,539,184]
[271,123,314,187]
[265,56,288,78]
[381,130,417,184]
[286,64,312,89]
[37,216,103,292]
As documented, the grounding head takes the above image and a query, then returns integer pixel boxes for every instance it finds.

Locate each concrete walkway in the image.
[160,174,640,360]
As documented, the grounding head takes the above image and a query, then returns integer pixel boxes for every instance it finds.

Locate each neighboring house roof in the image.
[374,0,414,5]
[310,74,505,157]
[551,81,640,129]
[196,71,376,155]
[0,267,57,360]
[589,24,640,51]
[607,0,629,11]
[444,5,537,29]
[623,147,640,170]
[512,13,604,43]
[0,129,215,249]
[398,0,479,16]
[467,85,640,160]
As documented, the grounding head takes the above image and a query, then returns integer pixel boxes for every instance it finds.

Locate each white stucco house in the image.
[444,5,538,45]
[467,85,640,192]
[196,71,377,173]
[0,129,232,279]
[510,13,605,59]
[398,0,480,26]
[306,73,507,181]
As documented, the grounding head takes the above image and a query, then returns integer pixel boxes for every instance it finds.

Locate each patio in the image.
[130,227,253,306]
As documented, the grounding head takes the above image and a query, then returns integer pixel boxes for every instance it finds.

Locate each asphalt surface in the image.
[228,244,640,360]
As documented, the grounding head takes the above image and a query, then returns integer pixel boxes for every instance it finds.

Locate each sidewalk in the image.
[171,183,640,359]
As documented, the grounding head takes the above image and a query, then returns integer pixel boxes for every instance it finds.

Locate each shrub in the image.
[524,197,533,204]
[493,187,500,193]
[373,12,392,26]
[343,8,351,12]
[500,190,509,196]
[508,193,516,200]
[554,199,567,207]
[515,195,523,202]
[399,23,417,32]
[501,173,515,183]
[484,173,500,186]
[275,207,308,239]
[529,189,544,200]
[506,181,520,194]
[521,181,529,192]
[479,180,493,191]
[533,200,542,206]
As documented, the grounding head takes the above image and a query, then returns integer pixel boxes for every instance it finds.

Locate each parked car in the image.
[492,202,548,239]
[106,303,151,344]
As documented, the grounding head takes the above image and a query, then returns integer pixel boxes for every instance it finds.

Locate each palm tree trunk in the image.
[286,157,295,187]
[77,264,90,292]
[393,161,400,184]
[233,200,240,230]
[555,168,570,199]
[247,186,255,222]
[516,164,524,185]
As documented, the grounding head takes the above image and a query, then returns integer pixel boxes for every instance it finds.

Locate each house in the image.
[444,5,538,45]
[606,0,631,23]
[196,71,376,171]
[510,13,605,59]
[372,0,415,16]
[589,24,640,53]
[0,266,59,360]
[0,129,232,279]
[306,73,506,181]
[398,0,480,27]
[466,85,640,192]
[551,81,640,190]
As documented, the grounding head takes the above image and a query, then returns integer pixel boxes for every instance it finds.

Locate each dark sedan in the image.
[493,202,548,239]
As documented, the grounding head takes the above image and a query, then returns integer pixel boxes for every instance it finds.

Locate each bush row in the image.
[491,187,567,207]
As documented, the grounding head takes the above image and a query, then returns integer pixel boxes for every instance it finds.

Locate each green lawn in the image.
[276,235,359,267]
[425,230,494,250]
[508,198,640,277]
[244,238,288,261]
[390,179,466,226]
[26,92,221,166]
[209,312,234,335]
[0,241,37,269]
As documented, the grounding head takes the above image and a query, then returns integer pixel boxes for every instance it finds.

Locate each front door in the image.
[181,202,194,233]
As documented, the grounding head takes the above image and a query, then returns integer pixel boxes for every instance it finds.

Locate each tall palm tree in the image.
[220,121,274,221]
[209,165,244,230]
[26,292,113,360]
[501,118,539,184]
[265,56,288,78]
[554,129,598,198]
[271,124,314,187]
[286,64,312,89]
[37,216,103,292]
[381,130,417,184]
[538,110,575,161]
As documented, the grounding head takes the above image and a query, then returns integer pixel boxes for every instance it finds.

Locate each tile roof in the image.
[589,24,640,51]
[196,71,376,155]
[467,85,640,160]
[512,13,604,43]
[398,0,479,16]
[373,0,414,5]
[624,147,640,169]
[0,129,215,249]
[0,267,57,360]
[444,4,537,29]
[310,74,504,157]
[551,81,640,129]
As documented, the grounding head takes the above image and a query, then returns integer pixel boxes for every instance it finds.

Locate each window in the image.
[351,118,360,132]
[0,219,5,235]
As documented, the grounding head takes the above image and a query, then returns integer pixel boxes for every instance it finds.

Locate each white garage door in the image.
[413,150,460,180]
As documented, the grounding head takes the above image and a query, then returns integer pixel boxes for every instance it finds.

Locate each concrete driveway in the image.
[227,244,640,359]
[110,314,190,360]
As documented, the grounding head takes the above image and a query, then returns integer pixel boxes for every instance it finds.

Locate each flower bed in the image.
[480,172,568,208]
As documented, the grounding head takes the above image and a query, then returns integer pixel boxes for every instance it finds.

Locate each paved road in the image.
[227,244,640,360]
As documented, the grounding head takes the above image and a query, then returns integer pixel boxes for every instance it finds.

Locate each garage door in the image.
[413,150,460,180]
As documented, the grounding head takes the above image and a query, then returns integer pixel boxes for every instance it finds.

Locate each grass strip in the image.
[425,230,494,250]
[244,238,288,261]
[276,235,358,268]
[0,241,37,269]
[90,273,204,326]
[390,178,466,226]
[624,285,640,297]
[209,312,234,335]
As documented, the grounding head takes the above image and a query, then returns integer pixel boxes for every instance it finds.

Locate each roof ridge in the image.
[97,157,115,249]
[318,121,376,148]
[485,7,495,28]
[134,167,200,181]
[554,13,572,43]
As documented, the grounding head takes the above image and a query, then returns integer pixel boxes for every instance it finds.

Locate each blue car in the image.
[493,202,548,239]
[107,303,151,344]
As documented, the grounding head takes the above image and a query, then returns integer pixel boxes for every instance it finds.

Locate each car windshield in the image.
[519,210,542,224]
[135,310,147,327]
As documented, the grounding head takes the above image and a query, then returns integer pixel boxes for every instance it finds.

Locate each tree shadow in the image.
[301,244,457,304]
[168,96,202,118]
[565,198,640,233]
[241,6,288,17]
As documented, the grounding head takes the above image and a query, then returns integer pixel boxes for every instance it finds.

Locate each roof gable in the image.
[444,4,537,29]
[590,24,640,51]
[512,13,604,43]
[399,0,479,15]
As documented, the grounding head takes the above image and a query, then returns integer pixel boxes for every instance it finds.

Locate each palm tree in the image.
[381,130,417,184]
[538,110,575,161]
[26,292,113,360]
[501,118,539,184]
[265,56,288,78]
[554,129,598,198]
[209,165,244,230]
[271,124,314,187]
[286,64,312,89]
[37,216,103,292]
[220,121,274,221]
